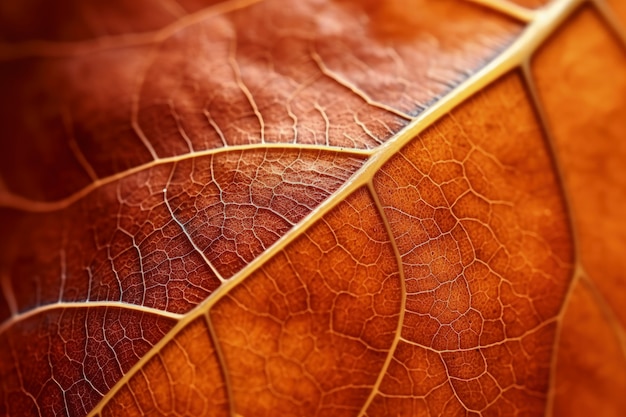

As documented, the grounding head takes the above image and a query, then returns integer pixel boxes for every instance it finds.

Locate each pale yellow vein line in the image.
[169,99,196,153]
[0,143,373,213]
[88,314,207,415]
[314,102,331,147]
[163,186,226,282]
[130,45,162,161]
[310,50,414,121]
[439,352,469,412]
[204,110,229,147]
[88,0,583,414]
[464,0,537,23]
[0,0,264,61]
[0,270,17,317]
[204,313,236,417]
[357,182,407,417]
[0,301,183,336]
[63,109,99,182]
[229,39,266,143]
[398,318,559,354]
[247,0,586,289]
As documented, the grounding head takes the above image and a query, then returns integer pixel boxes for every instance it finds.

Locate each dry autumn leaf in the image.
[0,0,625,416]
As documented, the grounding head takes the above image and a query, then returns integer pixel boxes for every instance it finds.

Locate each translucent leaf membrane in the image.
[531,6,626,416]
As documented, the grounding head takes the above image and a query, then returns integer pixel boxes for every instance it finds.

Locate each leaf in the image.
[0,0,625,416]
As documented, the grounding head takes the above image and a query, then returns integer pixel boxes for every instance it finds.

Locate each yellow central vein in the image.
[86,0,586,414]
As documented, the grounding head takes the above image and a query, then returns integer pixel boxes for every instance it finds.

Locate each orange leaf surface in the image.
[0,0,625,416]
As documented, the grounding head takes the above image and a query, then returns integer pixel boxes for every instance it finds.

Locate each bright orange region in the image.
[368,73,572,416]
[533,7,626,417]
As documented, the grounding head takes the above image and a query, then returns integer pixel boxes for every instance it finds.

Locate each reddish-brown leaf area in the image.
[1,0,625,417]
[0,309,176,416]
[0,0,520,201]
